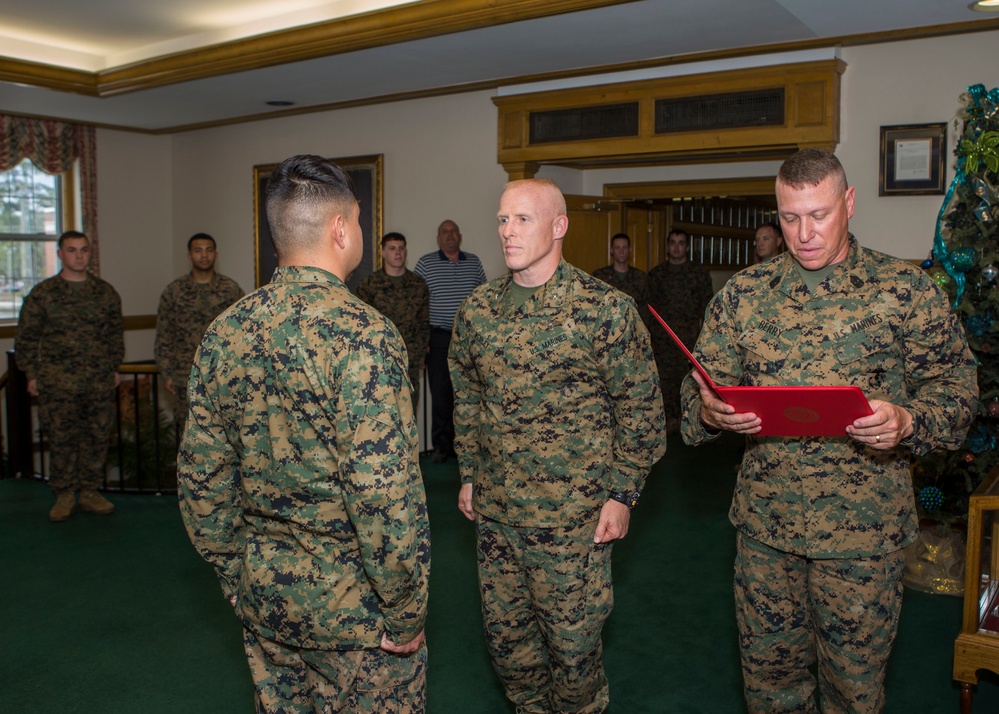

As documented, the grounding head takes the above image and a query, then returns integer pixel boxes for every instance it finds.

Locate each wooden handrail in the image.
[0,314,157,340]
[0,364,155,381]
[118,363,157,374]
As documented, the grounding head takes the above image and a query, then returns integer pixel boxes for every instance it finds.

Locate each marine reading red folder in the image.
[649,305,873,437]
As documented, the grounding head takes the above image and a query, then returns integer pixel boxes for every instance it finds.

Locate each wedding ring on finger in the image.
[875,434,881,443]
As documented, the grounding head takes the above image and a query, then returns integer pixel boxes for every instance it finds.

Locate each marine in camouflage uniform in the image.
[178,155,430,713]
[16,231,124,521]
[680,149,978,713]
[648,232,714,430]
[450,179,665,713]
[154,234,244,432]
[355,233,430,410]
[592,232,651,328]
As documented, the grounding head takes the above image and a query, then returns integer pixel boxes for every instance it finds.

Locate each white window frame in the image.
[0,159,75,324]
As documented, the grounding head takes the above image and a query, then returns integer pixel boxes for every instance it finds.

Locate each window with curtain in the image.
[0,112,97,325]
[0,159,63,320]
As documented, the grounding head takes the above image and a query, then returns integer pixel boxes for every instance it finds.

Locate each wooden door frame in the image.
[603,176,777,202]
[605,176,778,272]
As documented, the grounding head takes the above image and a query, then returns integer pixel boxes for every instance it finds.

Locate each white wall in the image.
[96,129,173,361]
[170,90,510,288]
[836,32,997,260]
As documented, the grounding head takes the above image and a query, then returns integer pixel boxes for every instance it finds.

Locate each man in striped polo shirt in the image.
[414,219,486,463]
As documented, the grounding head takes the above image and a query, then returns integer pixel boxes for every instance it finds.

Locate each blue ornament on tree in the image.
[951,247,976,272]
[918,486,945,511]
[968,422,996,454]
[966,313,993,338]
[920,258,934,270]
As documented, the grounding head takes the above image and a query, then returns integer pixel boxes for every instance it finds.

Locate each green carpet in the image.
[2,432,995,713]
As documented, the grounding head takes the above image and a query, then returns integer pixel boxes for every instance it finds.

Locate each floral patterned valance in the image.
[0,113,100,273]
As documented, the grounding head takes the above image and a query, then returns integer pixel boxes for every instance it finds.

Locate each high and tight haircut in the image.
[668,228,690,243]
[761,221,783,238]
[58,230,89,249]
[265,155,356,258]
[610,232,631,247]
[777,148,848,192]
[187,232,216,251]
[381,231,407,247]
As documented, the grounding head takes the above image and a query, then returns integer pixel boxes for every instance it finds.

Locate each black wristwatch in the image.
[609,491,641,511]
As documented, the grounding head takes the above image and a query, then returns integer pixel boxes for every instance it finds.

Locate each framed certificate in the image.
[879,123,947,196]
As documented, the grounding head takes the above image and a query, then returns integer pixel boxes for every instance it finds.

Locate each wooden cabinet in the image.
[954,465,999,712]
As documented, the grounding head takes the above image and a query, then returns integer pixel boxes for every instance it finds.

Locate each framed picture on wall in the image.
[878,123,947,196]
[253,155,384,289]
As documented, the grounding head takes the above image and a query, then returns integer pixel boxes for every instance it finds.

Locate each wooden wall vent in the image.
[655,88,785,134]
[530,102,639,144]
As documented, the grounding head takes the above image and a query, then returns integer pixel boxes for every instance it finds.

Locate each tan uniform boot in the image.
[78,490,115,515]
[49,492,77,522]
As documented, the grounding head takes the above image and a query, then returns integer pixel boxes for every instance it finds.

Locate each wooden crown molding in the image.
[0,58,96,96]
[0,314,155,338]
[0,0,638,98]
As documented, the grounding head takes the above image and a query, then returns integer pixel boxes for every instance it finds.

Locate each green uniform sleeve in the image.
[154,286,177,379]
[450,304,481,486]
[106,287,125,374]
[414,280,430,371]
[354,277,373,306]
[595,298,667,493]
[14,289,44,381]
[177,356,245,599]
[897,280,978,455]
[680,290,738,446]
[335,332,430,644]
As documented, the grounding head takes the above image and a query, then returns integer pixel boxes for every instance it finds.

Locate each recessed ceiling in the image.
[0,0,415,69]
[0,0,996,133]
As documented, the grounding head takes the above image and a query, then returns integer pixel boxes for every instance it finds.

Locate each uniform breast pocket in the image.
[833,322,897,377]
[737,328,790,378]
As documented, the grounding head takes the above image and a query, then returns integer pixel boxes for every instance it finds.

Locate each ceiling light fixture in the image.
[971,0,999,11]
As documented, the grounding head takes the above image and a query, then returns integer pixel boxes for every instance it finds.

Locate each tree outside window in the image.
[0,159,62,321]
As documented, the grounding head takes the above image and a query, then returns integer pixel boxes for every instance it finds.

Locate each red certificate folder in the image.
[649,305,873,437]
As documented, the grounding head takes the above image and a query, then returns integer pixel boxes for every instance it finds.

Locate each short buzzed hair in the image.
[381,232,406,247]
[610,233,631,246]
[777,148,847,192]
[58,230,88,249]
[265,155,356,258]
[187,233,216,251]
[759,221,782,238]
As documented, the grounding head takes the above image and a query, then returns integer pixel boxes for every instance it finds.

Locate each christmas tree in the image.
[913,83,999,518]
